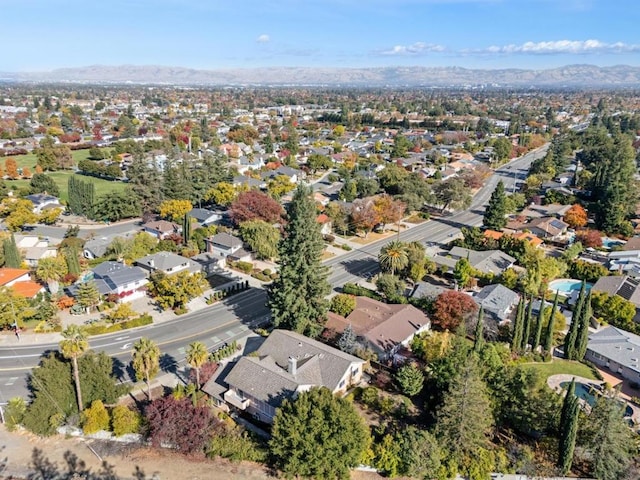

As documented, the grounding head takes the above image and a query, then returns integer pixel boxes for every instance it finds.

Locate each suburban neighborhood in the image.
[0,80,639,480]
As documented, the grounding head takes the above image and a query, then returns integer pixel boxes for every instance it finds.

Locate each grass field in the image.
[7,172,128,202]
[8,149,101,170]
[4,149,125,201]
[521,359,598,381]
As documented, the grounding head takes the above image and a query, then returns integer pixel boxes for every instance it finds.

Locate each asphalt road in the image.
[0,145,547,401]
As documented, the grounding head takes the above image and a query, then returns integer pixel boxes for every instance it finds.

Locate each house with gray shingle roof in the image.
[433,246,516,276]
[473,284,520,322]
[202,329,364,424]
[135,251,201,276]
[585,326,640,383]
[68,261,148,301]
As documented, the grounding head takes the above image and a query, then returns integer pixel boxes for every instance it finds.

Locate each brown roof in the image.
[622,236,640,251]
[0,268,30,286]
[142,220,179,233]
[325,297,430,354]
[11,281,44,298]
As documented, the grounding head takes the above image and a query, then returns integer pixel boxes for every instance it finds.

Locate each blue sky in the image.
[1,0,638,71]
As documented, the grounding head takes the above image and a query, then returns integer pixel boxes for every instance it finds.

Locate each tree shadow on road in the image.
[338,258,379,281]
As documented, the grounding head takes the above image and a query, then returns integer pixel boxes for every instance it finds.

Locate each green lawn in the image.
[7,149,101,170]
[521,359,598,381]
[7,172,127,202]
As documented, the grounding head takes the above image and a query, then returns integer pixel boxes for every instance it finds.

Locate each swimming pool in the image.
[560,381,634,417]
[602,237,625,249]
[548,279,593,295]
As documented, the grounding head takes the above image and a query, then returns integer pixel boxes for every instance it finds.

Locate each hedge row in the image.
[84,314,153,336]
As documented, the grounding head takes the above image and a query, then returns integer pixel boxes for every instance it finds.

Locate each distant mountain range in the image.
[1,64,640,87]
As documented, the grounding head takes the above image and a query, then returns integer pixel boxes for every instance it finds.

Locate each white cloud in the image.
[380,42,446,55]
[256,34,270,43]
[483,39,640,55]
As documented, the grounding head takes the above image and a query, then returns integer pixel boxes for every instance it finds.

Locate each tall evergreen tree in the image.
[522,295,534,351]
[575,290,593,361]
[337,323,357,354]
[584,391,635,480]
[511,297,525,353]
[436,356,493,469]
[3,235,21,268]
[268,185,330,337]
[483,180,507,230]
[532,296,546,351]
[473,306,484,353]
[558,378,579,475]
[62,246,81,276]
[182,214,191,246]
[543,291,560,354]
[564,281,586,360]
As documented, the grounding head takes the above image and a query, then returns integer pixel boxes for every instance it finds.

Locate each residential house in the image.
[24,194,63,214]
[316,213,332,236]
[325,297,431,361]
[592,275,640,322]
[188,208,223,228]
[13,234,56,267]
[526,217,569,241]
[483,230,543,248]
[608,250,640,277]
[135,251,201,276]
[431,246,516,276]
[232,175,266,190]
[585,326,640,383]
[202,329,364,424]
[68,261,148,301]
[0,267,44,298]
[84,236,115,260]
[141,220,181,240]
[205,232,250,263]
[261,166,301,184]
[236,155,265,175]
[473,284,520,324]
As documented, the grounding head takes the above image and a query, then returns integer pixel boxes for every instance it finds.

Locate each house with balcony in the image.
[68,261,148,301]
[202,329,364,424]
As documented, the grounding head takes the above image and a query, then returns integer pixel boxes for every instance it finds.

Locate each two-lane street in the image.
[0,146,547,401]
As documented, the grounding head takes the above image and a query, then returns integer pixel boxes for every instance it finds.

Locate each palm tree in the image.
[36,255,68,295]
[378,240,409,275]
[186,341,209,389]
[59,325,89,412]
[132,338,160,400]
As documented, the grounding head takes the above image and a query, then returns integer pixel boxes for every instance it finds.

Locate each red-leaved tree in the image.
[230,190,284,225]
[575,228,603,248]
[432,290,479,331]
[350,198,380,238]
[188,360,218,386]
[145,396,220,454]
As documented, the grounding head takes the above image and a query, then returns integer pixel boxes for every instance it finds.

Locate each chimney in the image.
[288,356,297,376]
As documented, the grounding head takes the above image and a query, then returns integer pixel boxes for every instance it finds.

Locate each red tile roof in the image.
[11,281,44,298]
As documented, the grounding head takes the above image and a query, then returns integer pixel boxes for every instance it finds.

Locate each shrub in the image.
[330,293,357,317]
[360,386,380,409]
[4,397,26,431]
[56,296,75,309]
[234,261,253,273]
[341,244,352,251]
[342,282,382,301]
[84,314,153,335]
[207,425,267,463]
[82,400,110,434]
[323,234,336,243]
[262,268,272,276]
[111,405,141,436]
[174,306,188,315]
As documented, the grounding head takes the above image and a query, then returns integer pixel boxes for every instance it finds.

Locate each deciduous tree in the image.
[350,197,380,238]
[330,293,357,317]
[230,190,283,225]
[205,181,236,206]
[239,219,280,260]
[159,199,193,222]
[563,204,588,228]
[432,290,479,330]
[145,395,219,454]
